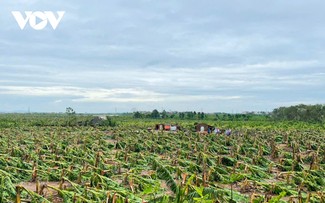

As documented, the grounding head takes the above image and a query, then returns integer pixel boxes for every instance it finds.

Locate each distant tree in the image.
[103,116,117,127]
[65,107,76,126]
[226,114,233,121]
[66,107,75,115]
[161,110,168,119]
[186,111,195,119]
[271,104,325,123]
[151,109,160,119]
[179,112,185,119]
[200,112,205,120]
[133,111,142,119]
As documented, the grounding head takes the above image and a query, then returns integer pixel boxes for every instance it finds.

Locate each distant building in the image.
[195,123,214,134]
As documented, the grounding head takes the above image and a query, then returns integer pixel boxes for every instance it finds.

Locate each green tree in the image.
[66,107,75,115]
[161,110,168,119]
[65,107,76,126]
[272,104,325,123]
[133,111,142,119]
[151,109,160,119]
[200,112,205,120]
[186,111,195,119]
[179,112,185,119]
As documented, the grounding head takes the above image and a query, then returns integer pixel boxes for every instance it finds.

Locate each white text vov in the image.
[12,11,65,30]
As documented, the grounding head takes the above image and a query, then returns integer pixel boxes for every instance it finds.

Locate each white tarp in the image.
[170,126,177,131]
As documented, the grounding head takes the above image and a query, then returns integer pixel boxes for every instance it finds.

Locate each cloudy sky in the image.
[0,0,324,113]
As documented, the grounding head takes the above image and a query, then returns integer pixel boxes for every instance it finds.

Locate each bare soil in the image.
[18,181,71,203]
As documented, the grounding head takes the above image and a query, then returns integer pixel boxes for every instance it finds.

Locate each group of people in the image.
[207,127,232,136]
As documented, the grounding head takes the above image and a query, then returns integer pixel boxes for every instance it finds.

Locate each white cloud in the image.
[0,86,162,102]
[243,60,320,70]
[1,0,325,112]
[0,85,242,104]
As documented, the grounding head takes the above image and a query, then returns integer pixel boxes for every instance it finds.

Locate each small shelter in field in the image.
[195,123,214,134]
[155,124,165,131]
[89,116,107,126]
[155,124,180,132]
[168,124,180,131]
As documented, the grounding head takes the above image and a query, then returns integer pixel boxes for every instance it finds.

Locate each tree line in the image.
[271,104,325,123]
[133,109,269,121]
[133,104,325,123]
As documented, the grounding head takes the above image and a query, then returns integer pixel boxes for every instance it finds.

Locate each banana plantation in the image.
[0,116,324,202]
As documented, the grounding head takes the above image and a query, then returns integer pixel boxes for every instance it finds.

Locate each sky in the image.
[0,0,325,113]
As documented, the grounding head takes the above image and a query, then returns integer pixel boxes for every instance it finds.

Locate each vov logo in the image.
[12,11,65,30]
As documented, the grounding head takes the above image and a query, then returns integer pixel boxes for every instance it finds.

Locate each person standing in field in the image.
[226,129,232,136]
[214,128,221,134]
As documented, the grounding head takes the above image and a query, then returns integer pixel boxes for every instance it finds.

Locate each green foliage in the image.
[151,109,160,119]
[0,114,324,202]
[221,157,236,166]
[102,117,117,127]
[272,104,325,123]
[133,111,143,119]
[269,191,286,203]
[193,186,214,203]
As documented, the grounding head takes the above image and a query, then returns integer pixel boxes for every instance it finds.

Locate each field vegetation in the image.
[0,105,324,202]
